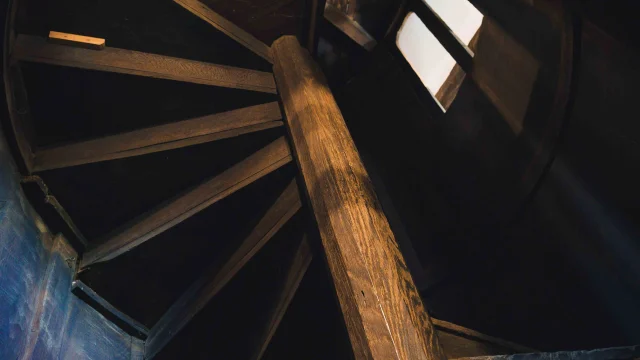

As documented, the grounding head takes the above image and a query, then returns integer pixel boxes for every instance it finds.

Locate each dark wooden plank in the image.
[174,0,272,62]
[409,0,474,72]
[432,318,537,358]
[33,102,283,171]
[324,3,377,51]
[251,235,312,360]
[12,34,277,94]
[80,137,292,268]
[71,280,149,339]
[145,179,302,359]
[271,36,446,360]
[48,31,106,50]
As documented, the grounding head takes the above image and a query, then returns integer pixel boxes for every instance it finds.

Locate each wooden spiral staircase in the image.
[3,0,639,358]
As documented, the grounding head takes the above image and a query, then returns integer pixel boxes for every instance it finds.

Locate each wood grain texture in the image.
[48,31,105,50]
[145,178,302,359]
[271,36,446,360]
[252,234,312,360]
[80,137,292,268]
[324,3,377,51]
[33,102,283,171]
[174,0,272,63]
[13,34,276,93]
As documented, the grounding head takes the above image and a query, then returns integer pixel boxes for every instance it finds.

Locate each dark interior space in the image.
[1,0,639,358]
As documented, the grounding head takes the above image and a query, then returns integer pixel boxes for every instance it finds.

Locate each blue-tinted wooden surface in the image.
[0,129,138,359]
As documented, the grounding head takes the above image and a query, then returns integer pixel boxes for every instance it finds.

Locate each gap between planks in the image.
[33,102,283,171]
[173,0,273,63]
[80,137,292,268]
[144,178,302,359]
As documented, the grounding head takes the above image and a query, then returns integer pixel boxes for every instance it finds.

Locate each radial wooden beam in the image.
[12,34,276,94]
[174,0,272,63]
[251,235,312,360]
[324,4,377,51]
[272,36,446,360]
[80,137,292,268]
[144,178,302,359]
[33,102,283,171]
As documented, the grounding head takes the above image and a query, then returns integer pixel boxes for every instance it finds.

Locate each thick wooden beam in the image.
[33,102,283,171]
[174,0,272,63]
[145,179,302,359]
[324,4,377,51]
[81,137,292,268]
[252,235,312,360]
[271,36,446,360]
[13,34,276,94]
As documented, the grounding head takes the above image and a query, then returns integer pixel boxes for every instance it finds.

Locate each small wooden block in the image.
[48,31,105,50]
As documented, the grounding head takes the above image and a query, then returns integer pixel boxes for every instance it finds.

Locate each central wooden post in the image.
[271,35,446,360]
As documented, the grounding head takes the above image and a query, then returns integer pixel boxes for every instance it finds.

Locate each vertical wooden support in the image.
[271,35,446,360]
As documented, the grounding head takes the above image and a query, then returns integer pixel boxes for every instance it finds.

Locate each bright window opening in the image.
[396,1,483,111]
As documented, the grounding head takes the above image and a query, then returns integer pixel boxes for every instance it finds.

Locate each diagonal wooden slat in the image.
[324,4,377,51]
[251,234,312,360]
[174,0,273,63]
[144,178,302,359]
[33,102,283,171]
[80,136,292,268]
[13,34,276,94]
[71,280,149,339]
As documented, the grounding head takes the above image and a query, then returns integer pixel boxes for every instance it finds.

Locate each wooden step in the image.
[80,136,292,268]
[174,0,272,63]
[33,102,283,171]
[13,34,277,93]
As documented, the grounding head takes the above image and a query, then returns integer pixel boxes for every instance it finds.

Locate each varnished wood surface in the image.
[324,3,377,51]
[252,234,312,360]
[174,0,273,63]
[33,102,283,171]
[48,31,106,50]
[271,36,445,360]
[80,137,292,268]
[13,34,277,93]
[145,179,302,359]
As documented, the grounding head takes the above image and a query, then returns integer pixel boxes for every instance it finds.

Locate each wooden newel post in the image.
[271,35,446,360]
